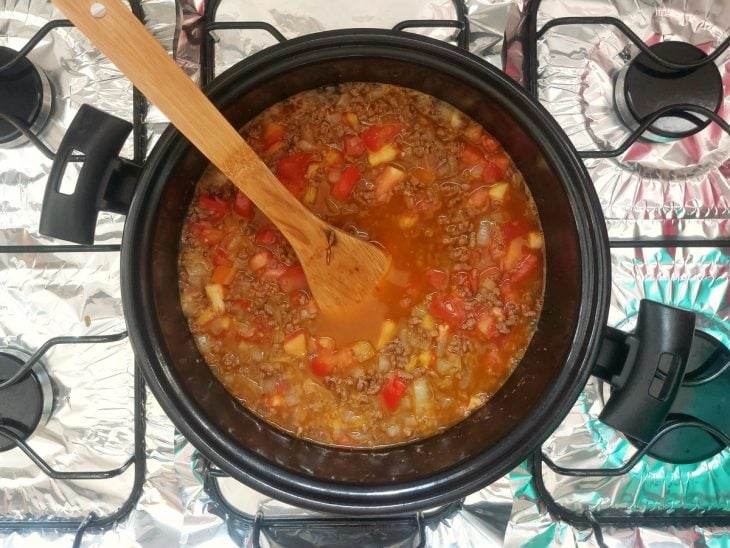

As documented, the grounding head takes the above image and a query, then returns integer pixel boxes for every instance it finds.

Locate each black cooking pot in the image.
[39,30,696,514]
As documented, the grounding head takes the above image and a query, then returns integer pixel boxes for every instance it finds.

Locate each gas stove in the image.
[1,1,728,546]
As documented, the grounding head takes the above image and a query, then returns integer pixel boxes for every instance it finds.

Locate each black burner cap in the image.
[619,41,723,140]
[0,352,45,452]
[0,46,46,145]
[629,331,730,464]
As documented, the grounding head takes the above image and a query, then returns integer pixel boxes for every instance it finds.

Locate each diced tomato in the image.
[249,249,273,271]
[491,153,510,172]
[276,152,312,198]
[480,266,502,282]
[425,269,449,291]
[310,356,332,377]
[229,299,251,312]
[412,167,437,184]
[361,124,402,152]
[460,144,484,167]
[452,270,470,287]
[211,265,236,285]
[429,294,466,329]
[199,195,228,223]
[187,222,204,237]
[255,226,281,246]
[262,122,286,147]
[279,264,308,293]
[468,187,490,208]
[381,375,407,411]
[211,248,232,267]
[510,253,539,285]
[500,219,530,244]
[232,192,254,219]
[499,280,517,304]
[330,165,360,201]
[343,134,366,157]
[261,262,288,280]
[197,227,224,246]
[481,160,507,183]
[482,135,500,153]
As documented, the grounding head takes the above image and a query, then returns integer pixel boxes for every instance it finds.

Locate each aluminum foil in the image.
[0,1,179,546]
[3,0,728,546]
[507,246,730,546]
[505,0,730,242]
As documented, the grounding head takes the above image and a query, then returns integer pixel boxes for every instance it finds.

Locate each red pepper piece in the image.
[425,269,449,291]
[361,124,402,152]
[276,152,312,198]
[500,218,530,244]
[381,375,407,411]
[343,134,366,157]
[481,161,506,183]
[198,195,228,223]
[254,226,281,246]
[232,192,254,219]
[211,265,236,285]
[310,356,332,377]
[330,165,360,201]
[279,265,308,293]
[429,294,467,329]
[211,248,233,267]
[460,144,484,167]
[510,254,539,285]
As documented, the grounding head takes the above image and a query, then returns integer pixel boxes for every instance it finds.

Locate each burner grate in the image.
[514,1,730,543]
[0,335,146,537]
[0,0,148,543]
[519,4,730,249]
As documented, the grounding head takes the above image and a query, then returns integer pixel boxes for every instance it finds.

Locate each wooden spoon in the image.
[53,0,390,314]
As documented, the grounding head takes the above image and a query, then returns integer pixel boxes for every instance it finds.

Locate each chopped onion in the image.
[386,424,401,438]
[436,358,452,375]
[378,354,392,373]
[328,169,341,183]
[326,112,342,124]
[297,139,315,152]
[476,219,492,247]
[410,378,431,414]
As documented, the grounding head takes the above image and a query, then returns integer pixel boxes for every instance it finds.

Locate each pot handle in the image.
[39,104,141,244]
[592,299,695,443]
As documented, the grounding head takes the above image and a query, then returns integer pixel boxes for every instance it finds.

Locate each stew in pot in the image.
[178,83,544,447]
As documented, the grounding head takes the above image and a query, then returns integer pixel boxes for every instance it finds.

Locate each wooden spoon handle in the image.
[52,0,315,245]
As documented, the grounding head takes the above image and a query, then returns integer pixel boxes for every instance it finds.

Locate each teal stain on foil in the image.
[552,247,730,515]
[521,525,561,547]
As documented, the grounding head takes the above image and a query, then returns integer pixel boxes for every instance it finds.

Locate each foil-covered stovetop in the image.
[0,0,728,546]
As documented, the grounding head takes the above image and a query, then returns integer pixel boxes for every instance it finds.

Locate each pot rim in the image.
[121,28,610,514]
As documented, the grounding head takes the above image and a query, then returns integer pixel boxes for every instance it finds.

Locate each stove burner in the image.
[0,46,53,147]
[614,42,723,143]
[0,350,53,452]
[628,331,730,464]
